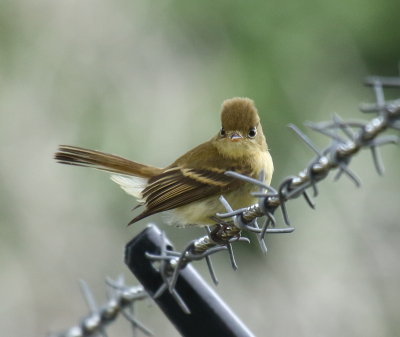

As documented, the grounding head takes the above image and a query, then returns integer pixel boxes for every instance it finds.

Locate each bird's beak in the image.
[229,132,243,142]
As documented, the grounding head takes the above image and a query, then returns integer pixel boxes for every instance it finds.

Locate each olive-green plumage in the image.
[55,97,273,227]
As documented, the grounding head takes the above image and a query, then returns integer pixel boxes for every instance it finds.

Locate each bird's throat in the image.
[214,139,257,159]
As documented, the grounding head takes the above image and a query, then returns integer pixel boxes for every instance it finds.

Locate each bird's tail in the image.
[54,145,162,178]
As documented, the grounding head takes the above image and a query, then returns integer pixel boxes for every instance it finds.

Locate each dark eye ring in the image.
[220,128,226,136]
[248,127,257,138]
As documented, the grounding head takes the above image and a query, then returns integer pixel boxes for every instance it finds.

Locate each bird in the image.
[55,97,273,227]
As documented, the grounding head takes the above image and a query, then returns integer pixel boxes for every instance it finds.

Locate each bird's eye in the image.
[248,127,257,138]
[220,128,226,137]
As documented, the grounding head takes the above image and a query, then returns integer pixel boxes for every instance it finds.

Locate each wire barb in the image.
[50,278,150,337]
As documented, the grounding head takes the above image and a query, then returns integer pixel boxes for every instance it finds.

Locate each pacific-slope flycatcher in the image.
[55,97,273,227]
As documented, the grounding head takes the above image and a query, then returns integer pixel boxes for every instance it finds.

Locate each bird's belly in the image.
[165,183,257,227]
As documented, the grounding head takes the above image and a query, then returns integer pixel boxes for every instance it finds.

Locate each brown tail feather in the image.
[55,145,162,178]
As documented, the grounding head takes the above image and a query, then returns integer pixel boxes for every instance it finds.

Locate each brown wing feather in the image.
[129,166,247,224]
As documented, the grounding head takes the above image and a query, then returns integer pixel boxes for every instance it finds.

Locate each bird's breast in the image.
[165,183,258,227]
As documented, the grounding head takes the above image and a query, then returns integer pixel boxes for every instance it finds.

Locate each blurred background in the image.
[1,0,400,336]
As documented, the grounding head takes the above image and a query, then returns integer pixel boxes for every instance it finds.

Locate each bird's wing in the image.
[129,166,248,224]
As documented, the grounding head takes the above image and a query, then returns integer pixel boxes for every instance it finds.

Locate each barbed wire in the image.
[49,276,151,337]
[51,75,400,336]
[149,75,400,308]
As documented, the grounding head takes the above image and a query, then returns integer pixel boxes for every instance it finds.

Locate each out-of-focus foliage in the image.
[0,1,399,336]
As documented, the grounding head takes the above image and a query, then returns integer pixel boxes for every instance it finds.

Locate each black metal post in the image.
[125,224,256,337]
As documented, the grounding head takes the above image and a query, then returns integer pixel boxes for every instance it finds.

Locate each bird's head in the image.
[215,97,267,157]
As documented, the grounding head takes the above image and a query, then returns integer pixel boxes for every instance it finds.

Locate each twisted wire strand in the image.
[153,75,400,300]
[237,76,400,223]
[51,75,400,336]
[49,277,151,337]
